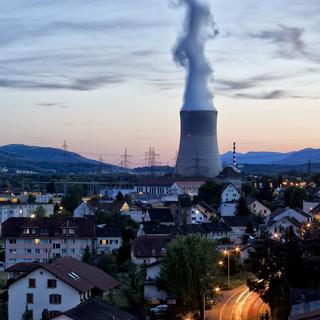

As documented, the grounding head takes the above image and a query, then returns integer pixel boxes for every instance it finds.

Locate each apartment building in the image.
[2,217,95,268]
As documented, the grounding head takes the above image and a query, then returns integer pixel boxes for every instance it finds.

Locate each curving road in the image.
[205,285,268,320]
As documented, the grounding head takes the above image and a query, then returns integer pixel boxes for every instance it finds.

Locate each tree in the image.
[117,261,145,307]
[34,206,46,218]
[22,306,33,320]
[245,237,303,320]
[116,191,124,201]
[96,253,117,277]
[160,234,219,320]
[82,245,96,265]
[61,185,83,213]
[41,309,50,320]
[27,193,36,204]
[194,180,222,208]
[234,196,251,216]
[284,187,307,209]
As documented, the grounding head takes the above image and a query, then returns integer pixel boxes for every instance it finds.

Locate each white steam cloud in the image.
[174,0,218,111]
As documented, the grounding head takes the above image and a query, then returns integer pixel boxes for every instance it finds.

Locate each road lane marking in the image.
[219,286,247,320]
[230,289,250,320]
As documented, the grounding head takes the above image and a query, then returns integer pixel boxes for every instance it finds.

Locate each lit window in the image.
[35,239,40,245]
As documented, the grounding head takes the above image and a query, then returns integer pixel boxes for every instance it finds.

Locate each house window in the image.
[47,279,57,288]
[34,239,40,245]
[115,240,118,244]
[49,294,61,304]
[29,279,36,288]
[9,239,16,244]
[100,239,108,245]
[53,243,60,249]
[69,228,75,234]
[35,249,40,254]
[25,249,32,253]
[26,293,33,304]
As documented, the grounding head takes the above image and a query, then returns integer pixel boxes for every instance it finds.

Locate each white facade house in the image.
[9,267,81,320]
[221,184,241,203]
[191,207,207,224]
[249,200,271,218]
[169,181,204,196]
[96,225,122,254]
[0,203,54,233]
[220,202,237,217]
[73,202,94,218]
[272,207,312,224]
[7,257,119,320]
[144,261,168,303]
[303,201,320,214]
[2,217,96,268]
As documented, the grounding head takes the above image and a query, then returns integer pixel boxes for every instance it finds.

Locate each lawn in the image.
[216,271,253,290]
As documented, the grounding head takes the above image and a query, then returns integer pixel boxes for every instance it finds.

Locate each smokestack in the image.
[174,0,222,178]
[233,142,237,167]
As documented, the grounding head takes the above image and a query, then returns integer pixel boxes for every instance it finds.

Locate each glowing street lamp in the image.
[223,249,230,289]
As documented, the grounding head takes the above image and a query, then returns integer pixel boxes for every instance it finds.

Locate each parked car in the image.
[150,304,169,316]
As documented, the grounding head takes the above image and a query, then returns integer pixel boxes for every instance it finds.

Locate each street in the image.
[205,285,268,320]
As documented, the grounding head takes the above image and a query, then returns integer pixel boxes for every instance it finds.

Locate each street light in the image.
[223,249,230,289]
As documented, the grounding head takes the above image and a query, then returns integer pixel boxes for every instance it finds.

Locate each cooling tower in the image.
[175,109,222,178]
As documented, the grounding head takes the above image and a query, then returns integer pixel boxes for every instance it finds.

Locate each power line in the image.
[120,148,132,169]
[145,147,160,167]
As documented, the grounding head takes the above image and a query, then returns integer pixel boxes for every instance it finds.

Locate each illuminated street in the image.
[205,285,268,320]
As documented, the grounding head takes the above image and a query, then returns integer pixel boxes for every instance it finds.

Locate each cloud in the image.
[249,24,320,62]
[37,102,69,109]
[0,75,124,91]
[215,73,282,92]
[232,90,319,100]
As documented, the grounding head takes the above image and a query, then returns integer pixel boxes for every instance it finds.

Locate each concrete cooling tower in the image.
[174,0,222,178]
[175,109,221,177]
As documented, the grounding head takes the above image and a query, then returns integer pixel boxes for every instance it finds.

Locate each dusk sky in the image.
[1,0,320,167]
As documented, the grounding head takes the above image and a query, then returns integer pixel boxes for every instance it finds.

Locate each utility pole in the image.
[120,148,132,169]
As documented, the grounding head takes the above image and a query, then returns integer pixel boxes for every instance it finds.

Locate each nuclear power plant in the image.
[174,0,222,178]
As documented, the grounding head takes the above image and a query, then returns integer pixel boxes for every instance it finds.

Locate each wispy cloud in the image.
[249,24,320,62]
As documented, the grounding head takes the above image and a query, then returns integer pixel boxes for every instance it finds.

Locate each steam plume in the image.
[174,0,218,111]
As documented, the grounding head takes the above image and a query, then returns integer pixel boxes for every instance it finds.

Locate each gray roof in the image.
[9,257,119,293]
[62,298,136,320]
[221,216,252,227]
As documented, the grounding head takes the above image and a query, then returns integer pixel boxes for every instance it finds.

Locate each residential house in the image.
[191,207,207,224]
[134,179,175,198]
[270,207,312,224]
[169,180,204,196]
[0,203,54,233]
[220,202,237,217]
[216,166,242,190]
[95,225,122,254]
[2,217,96,268]
[249,200,272,219]
[303,201,320,214]
[53,298,136,320]
[144,208,175,226]
[289,289,320,320]
[221,216,253,243]
[144,261,168,303]
[266,216,302,239]
[131,235,172,265]
[194,201,218,220]
[221,183,241,203]
[8,256,119,320]
[73,199,130,217]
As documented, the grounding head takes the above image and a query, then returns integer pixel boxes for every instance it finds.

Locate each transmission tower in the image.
[98,154,105,163]
[120,148,132,169]
[61,140,69,161]
[145,147,160,167]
